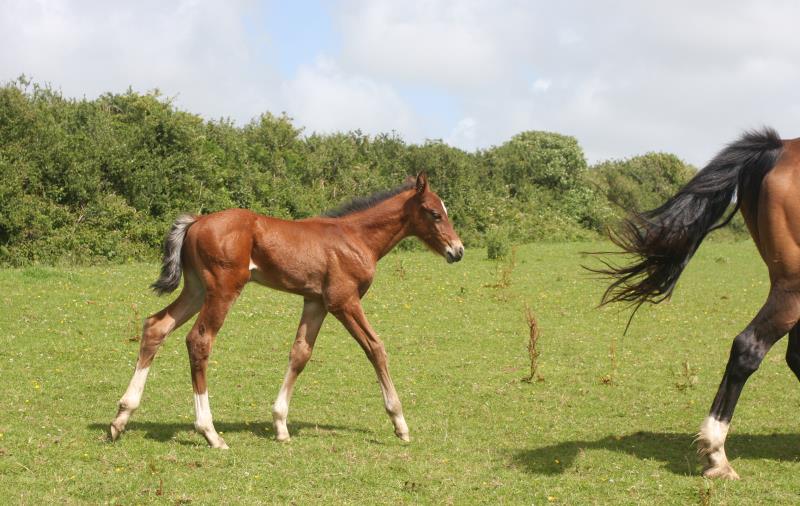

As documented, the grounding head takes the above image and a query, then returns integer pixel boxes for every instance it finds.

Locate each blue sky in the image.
[2,0,799,165]
[261,1,339,76]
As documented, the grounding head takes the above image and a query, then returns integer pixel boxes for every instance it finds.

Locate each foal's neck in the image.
[344,193,412,261]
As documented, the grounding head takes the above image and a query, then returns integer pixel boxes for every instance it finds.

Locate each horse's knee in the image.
[141,318,167,345]
[728,332,765,380]
[290,340,312,363]
[186,333,211,367]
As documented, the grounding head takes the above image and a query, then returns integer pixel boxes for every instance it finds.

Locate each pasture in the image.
[1,241,799,504]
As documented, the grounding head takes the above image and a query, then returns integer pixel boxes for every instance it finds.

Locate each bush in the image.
[486,226,511,260]
[1,77,727,266]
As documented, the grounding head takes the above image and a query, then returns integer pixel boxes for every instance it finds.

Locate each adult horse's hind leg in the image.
[186,274,246,449]
[272,299,327,441]
[332,299,410,442]
[110,276,204,440]
[698,288,800,479]
[785,323,800,380]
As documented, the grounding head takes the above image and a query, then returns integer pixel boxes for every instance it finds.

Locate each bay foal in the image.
[598,128,800,478]
[110,173,464,448]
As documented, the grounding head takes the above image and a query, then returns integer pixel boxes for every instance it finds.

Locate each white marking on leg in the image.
[697,416,738,478]
[248,259,257,271]
[120,366,150,411]
[378,382,409,441]
[194,391,213,431]
[699,416,729,450]
[272,368,293,442]
[111,366,150,438]
[194,391,228,449]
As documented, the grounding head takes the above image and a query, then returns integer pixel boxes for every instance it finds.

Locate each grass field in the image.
[2,241,800,504]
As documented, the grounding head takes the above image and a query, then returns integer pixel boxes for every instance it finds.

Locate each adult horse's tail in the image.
[598,128,783,307]
[150,214,197,295]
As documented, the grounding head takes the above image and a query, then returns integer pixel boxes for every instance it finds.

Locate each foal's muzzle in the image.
[445,243,465,263]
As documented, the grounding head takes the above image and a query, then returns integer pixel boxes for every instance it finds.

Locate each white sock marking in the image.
[194,391,213,431]
[120,366,150,411]
[699,416,729,450]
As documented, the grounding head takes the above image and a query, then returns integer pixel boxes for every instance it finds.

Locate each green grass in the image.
[2,242,800,504]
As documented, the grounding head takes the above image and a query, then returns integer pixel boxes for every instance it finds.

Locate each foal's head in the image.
[406,172,464,263]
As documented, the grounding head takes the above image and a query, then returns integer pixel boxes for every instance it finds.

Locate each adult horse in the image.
[110,173,464,448]
[597,127,799,479]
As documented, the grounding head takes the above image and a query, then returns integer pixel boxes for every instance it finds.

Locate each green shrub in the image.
[0,77,729,266]
[486,226,511,260]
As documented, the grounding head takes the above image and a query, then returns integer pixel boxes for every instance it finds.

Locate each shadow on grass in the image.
[88,420,370,443]
[511,431,800,476]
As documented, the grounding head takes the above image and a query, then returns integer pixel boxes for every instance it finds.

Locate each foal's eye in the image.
[430,211,442,221]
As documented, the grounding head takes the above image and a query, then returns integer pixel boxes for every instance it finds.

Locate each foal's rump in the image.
[151,213,198,295]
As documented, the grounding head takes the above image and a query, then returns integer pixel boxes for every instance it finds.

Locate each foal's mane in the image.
[323,182,414,218]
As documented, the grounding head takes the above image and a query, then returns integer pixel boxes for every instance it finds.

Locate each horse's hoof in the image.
[702,464,740,480]
[211,438,229,450]
[396,431,410,443]
[276,434,291,443]
[109,424,121,441]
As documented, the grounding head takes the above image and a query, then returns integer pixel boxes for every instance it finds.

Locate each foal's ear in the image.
[415,171,428,194]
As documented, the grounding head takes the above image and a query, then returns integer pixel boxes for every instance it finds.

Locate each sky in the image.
[1,0,799,166]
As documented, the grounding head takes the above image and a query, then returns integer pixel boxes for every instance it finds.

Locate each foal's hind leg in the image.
[272,299,327,441]
[332,299,410,441]
[186,276,246,449]
[698,288,800,479]
[110,279,204,440]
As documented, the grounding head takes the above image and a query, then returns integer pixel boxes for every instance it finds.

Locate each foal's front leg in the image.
[272,299,327,441]
[332,299,410,441]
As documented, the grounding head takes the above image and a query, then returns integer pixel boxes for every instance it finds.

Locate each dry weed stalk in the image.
[522,304,543,383]
[127,303,141,342]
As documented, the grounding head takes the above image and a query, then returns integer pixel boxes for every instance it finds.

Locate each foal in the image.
[110,173,464,448]
[597,128,800,479]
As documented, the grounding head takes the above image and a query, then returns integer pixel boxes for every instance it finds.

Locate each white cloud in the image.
[333,1,800,164]
[334,0,533,90]
[0,0,278,123]
[2,1,800,165]
[557,28,582,47]
[280,57,417,137]
[531,79,551,93]
[446,117,478,149]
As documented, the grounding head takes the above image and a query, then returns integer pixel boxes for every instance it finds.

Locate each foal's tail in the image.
[596,127,783,307]
[150,214,197,296]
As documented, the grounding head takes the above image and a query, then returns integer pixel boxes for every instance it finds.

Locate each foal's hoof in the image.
[395,431,411,443]
[109,423,122,442]
[210,438,229,450]
[702,464,740,480]
[275,433,291,443]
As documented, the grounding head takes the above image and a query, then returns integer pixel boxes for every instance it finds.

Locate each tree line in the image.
[0,77,730,266]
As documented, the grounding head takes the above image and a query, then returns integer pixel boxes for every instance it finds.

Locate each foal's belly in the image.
[247,260,324,299]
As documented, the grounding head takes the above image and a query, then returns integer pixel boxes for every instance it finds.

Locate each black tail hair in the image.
[150,214,197,295]
[596,127,783,307]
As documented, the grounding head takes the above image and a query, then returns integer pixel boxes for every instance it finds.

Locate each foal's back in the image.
[182,208,369,299]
